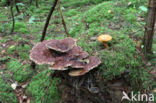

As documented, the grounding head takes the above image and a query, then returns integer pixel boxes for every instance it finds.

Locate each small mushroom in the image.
[97,34,112,48]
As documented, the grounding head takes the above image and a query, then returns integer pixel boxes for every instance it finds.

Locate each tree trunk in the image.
[143,0,156,55]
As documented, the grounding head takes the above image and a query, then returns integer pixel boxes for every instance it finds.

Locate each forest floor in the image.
[0,0,156,103]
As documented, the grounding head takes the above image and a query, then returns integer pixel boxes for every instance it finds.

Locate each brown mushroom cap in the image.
[79,51,89,59]
[67,46,89,59]
[69,56,101,76]
[84,56,101,71]
[29,40,56,65]
[46,37,76,53]
[48,46,88,70]
[71,60,87,68]
[49,58,72,70]
[97,34,112,42]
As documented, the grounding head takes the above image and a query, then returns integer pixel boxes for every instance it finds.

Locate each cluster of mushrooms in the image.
[30,37,101,76]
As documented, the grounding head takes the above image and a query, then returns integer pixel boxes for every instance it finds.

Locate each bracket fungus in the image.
[30,37,101,76]
[30,40,56,65]
[69,56,101,76]
[46,37,76,53]
[97,34,112,48]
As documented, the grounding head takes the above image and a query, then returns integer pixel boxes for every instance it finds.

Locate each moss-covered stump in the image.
[53,69,131,103]
[52,70,109,103]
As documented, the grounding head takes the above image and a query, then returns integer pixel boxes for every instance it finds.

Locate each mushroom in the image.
[30,38,76,65]
[49,58,73,70]
[29,37,101,75]
[30,40,56,65]
[69,56,101,76]
[46,37,76,53]
[97,34,112,48]
[49,46,89,70]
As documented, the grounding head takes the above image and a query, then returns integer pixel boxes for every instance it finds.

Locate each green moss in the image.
[14,22,29,33]
[19,28,29,33]
[6,59,33,82]
[0,75,17,103]
[62,0,105,7]
[26,70,60,103]
[99,35,141,79]
[65,9,79,17]
[17,44,31,60]
[7,45,16,55]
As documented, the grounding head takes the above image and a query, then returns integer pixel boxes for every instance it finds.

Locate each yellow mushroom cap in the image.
[69,69,86,77]
[97,34,112,42]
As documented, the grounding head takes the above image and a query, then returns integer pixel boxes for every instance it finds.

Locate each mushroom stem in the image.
[103,42,109,48]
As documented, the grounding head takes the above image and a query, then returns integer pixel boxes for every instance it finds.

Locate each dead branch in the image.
[40,0,58,42]
[58,0,70,37]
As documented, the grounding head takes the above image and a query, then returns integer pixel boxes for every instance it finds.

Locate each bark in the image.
[10,0,15,35]
[143,0,156,55]
[58,0,70,37]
